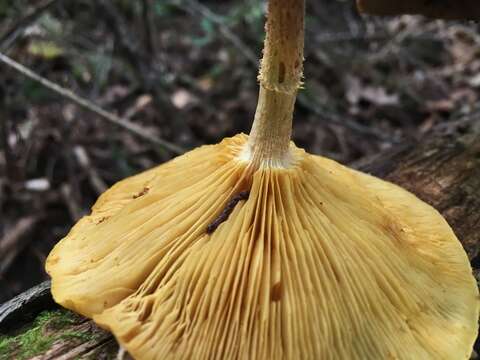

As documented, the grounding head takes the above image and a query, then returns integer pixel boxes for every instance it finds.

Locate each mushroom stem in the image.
[246,0,305,168]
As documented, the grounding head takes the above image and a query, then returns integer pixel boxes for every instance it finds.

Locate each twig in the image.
[95,0,168,96]
[0,216,40,276]
[96,0,144,73]
[176,0,389,141]
[0,217,38,256]
[60,183,84,221]
[172,0,258,66]
[141,0,156,56]
[207,191,250,234]
[0,0,63,52]
[0,109,14,181]
[297,94,392,140]
[96,0,194,144]
[313,31,387,44]
[73,146,108,195]
[0,52,185,154]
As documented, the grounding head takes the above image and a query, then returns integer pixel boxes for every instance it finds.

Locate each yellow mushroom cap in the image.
[46,134,479,359]
[356,0,480,20]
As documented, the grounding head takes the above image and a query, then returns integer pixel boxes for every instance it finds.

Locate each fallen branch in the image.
[0,52,185,155]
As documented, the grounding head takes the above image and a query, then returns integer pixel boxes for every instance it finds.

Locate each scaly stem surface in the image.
[246,0,305,168]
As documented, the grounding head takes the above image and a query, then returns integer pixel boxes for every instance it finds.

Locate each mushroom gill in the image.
[48,134,478,359]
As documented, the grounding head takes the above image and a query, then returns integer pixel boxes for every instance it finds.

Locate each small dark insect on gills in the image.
[207,191,250,234]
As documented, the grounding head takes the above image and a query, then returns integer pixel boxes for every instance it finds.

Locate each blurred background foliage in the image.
[1,0,480,301]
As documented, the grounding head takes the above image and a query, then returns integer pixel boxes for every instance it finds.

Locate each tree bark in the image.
[1,130,479,360]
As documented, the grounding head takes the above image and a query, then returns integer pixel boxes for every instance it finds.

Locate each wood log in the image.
[1,130,479,359]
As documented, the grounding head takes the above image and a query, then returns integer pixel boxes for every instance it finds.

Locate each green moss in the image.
[59,330,91,342]
[0,309,83,360]
[0,336,15,360]
[41,309,78,330]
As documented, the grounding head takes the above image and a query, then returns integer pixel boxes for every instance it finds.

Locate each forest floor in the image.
[1,0,480,302]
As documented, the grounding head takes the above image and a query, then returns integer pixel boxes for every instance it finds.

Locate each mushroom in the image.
[356,0,480,20]
[46,0,479,359]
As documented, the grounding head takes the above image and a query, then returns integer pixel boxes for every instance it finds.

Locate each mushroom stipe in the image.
[207,190,250,235]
